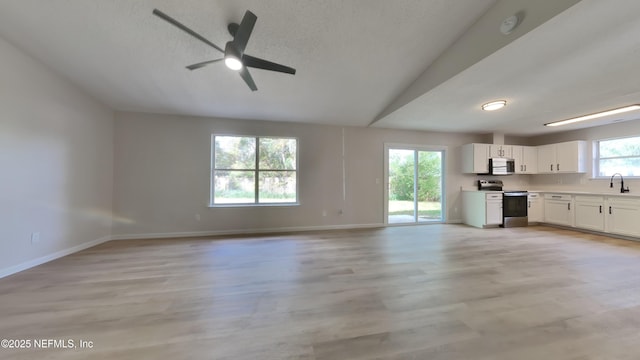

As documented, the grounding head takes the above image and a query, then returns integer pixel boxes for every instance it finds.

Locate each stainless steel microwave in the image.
[489,158,515,175]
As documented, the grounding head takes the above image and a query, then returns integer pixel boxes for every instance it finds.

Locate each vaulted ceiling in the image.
[1,0,639,136]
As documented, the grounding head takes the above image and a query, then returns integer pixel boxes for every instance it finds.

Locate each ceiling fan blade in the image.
[243,54,296,75]
[239,67,258,91]
[186,58,223,70]
[152,9,224,53]
[233,10,257,53]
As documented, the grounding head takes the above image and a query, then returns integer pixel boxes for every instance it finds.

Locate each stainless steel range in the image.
[502,191,528,228]
[477,179,503,191]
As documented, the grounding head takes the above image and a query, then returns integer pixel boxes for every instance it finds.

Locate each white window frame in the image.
[210,134,299,207]
[593,135,640,179]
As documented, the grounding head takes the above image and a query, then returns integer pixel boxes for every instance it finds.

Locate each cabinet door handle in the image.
[528,201,531,208]
[552,195,562,199]
[599,205,602,213]
[568,203,571,211]
[557,163,560,171]
[550,164,553,171]
[524,165,527,171]
[609,206,612,214]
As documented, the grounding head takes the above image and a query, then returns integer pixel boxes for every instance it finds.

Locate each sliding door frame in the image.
[384,143,447,225]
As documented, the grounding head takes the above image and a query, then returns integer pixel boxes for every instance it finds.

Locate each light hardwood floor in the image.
[2,224,640,359]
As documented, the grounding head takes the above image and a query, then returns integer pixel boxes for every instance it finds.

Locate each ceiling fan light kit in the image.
[152,8,296,91]
[224,42,243,70]
[544,104,640,127]
[224,57,243,70]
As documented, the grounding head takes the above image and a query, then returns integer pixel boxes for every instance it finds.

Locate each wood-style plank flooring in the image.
[3,225,640,359]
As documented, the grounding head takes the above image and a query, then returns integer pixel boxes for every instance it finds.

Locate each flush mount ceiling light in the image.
[544,104,640,127]
[482,100,507,111]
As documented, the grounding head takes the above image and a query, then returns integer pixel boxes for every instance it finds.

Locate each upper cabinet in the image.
[462,140,586,175]
[489,145,512,158]
[461,143,490,174]
[537,141,586,174]
[512,145,538,174]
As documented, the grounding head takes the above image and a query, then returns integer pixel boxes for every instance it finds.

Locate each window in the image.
[211,135,298,205]
[595,135,640,177]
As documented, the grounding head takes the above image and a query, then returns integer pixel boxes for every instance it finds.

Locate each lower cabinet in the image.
[527,193,543,223]
[462,191,502,228]
[486,194,503,226]
[574,196,605,232]
[606,197,640,237]
[463,190,640,239]
[544,194,574,227]
[540,194,640,239]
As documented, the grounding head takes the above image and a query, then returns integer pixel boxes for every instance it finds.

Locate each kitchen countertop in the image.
[461,188,639,198]
[526,190,638,197]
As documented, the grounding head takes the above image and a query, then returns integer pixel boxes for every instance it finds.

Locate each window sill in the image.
[589,177,640,180]
[208,203,300,208]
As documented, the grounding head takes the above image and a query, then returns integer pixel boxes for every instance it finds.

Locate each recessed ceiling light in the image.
[482,100,507,111]
[544,104,640,127]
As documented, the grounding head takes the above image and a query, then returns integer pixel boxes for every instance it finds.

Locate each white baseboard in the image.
[110,223,386,240]
[0,235,112,279]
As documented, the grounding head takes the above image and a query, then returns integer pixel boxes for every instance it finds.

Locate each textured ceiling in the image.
[1,0,638,136]
[373,0,640,136]
[0,0,495,126]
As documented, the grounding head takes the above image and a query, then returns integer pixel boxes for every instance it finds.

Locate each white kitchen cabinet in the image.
[486,193,503,225]
[537,141,586,174]
[537,144,556,173]
[606,197,640,237]
[544,194,574,226]
[574,195,605,232]
[512,145,538,174]
[489,144,512,158]
[462,191,502,228]
[556,141,586,173]
[527,193,543,223]
[461,143,490,174]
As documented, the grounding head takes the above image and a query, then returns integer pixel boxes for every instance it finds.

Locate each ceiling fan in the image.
[152,8,296,91]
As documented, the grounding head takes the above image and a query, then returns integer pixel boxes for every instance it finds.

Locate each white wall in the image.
[0,37,114,276]
[112,112,485,238]
[529,119,640,193]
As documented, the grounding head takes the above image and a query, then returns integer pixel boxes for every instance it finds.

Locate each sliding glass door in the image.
[386,145,444,224]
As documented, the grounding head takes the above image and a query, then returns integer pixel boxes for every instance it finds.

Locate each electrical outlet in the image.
[31,232,40,244]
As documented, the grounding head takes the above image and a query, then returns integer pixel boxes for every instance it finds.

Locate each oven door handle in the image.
[503,192,528,197]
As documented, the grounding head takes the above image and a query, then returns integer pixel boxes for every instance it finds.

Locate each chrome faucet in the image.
[610,173,630,193]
